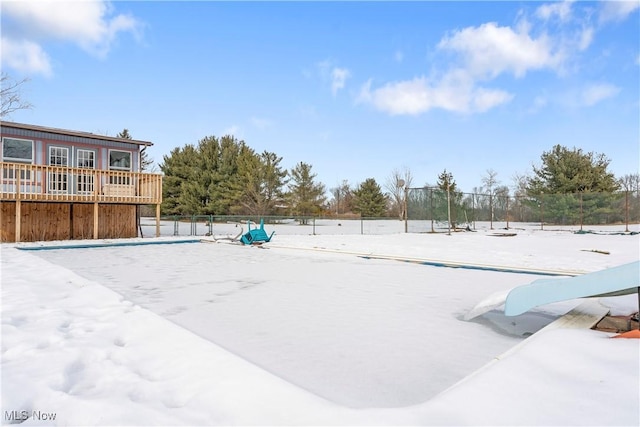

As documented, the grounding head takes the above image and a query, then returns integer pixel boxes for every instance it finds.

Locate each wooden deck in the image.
[0,162,162,204]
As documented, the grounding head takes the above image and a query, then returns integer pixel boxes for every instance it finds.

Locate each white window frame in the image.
[47,146,69,194]
[2,137,34,181]
[49,146,69,167]
[108,149,132,171]
[77,149,95,169]
[2,137,34,163]
[76,149,96,194]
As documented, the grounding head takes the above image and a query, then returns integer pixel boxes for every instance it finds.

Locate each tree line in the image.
[159,135,638,221]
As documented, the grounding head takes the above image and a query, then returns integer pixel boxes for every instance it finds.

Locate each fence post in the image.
[313,217,316,235]
[361,216,364,235]
[506,196,510,230]
[430,188,435,233]
[625,191,630,233]
[540,194,544,230]
[579,192,583,231]
[489,193,493,230]
[404,186,408,233]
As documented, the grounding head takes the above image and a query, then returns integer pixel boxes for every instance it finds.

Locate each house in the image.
[0,121,163,242]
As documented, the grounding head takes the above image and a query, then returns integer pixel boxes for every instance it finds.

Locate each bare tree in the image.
[385,167,413,220]
[618,173,640,232]
[1,73,33,118]
[329,180,354,215]
[481,169,501,227]
[619,173,640,194]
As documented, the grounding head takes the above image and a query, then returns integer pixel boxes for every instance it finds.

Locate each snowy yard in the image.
[1,222,639,425]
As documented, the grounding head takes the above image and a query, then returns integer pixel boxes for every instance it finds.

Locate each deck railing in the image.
[0,162,162,204]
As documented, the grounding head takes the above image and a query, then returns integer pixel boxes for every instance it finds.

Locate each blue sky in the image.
[2,1,639,195]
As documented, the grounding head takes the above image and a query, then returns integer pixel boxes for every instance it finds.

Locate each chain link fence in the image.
[406,188,640,233]
[139,215,405,238]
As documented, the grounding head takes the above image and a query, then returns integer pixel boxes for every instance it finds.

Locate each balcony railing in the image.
[0,162,162,204]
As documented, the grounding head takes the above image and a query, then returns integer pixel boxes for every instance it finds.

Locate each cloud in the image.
[357,5,608,117]
[331,67,351,96]
[437,22,564,78]
[580,83,620,106]
[1,37,52,77]
[599,0,640,23]
[1,0,142,75]
[577,26,594,51]
[316,60,351,96]
[356,71,513,115]
[536,0,574,21]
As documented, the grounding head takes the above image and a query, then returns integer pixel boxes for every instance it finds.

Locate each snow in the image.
[2,221,639,425]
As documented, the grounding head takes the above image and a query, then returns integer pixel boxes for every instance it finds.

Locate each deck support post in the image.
[155,204,161,237]
[15,200,21,243]
[93,202,99,239]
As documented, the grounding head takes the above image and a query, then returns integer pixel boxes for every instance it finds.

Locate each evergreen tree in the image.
[117,128,154,171]
[240,151,289,216]
[160,144,200,215]
[528,145,619,194]
[526,145,620,225]
[436,169,463,228]
[353,178,388,217]
[437,169,457,192]
[287,162,326,223]
[160,135,261,215]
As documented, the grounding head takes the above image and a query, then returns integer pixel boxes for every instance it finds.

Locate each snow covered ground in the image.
[2,221,639,425]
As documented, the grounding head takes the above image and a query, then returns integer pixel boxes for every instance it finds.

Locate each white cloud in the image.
[356,71,513,115]
[599,0,640,23]
[580,83,620,106]
[536,0,574,21]
[437,22,564,78]
[1,37,52,77]
[1,0,142,75]
[331,67,351,96]
[315,60,351,96]
[578,26,594,51]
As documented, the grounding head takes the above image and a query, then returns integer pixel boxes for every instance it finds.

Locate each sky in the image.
[2,0,639,195]
[2,223,639,425]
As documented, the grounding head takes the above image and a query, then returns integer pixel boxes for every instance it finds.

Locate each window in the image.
[2,138,33,180]
[77,149,95,194]
[109,150,131,170]
[77,149,95,169]
[48,147,69,193]
[2,137,33,163]
[49,146,68,166]
[48,172,68,193]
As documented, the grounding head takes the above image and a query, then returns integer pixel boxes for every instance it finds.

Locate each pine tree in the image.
[287,162,326,223]
[528,145,619,194]
[117,128,154,171]
[353,178,388,217]
[239,151,288,216]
